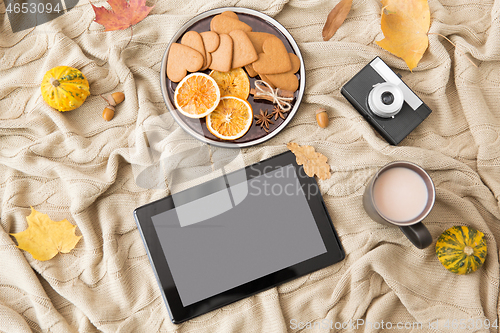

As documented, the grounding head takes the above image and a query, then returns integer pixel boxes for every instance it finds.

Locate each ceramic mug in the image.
[363,161,435,249]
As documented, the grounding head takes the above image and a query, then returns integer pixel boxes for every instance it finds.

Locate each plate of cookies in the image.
[160,7,305,148]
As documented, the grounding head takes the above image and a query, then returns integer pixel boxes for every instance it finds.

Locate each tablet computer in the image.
[134,151,344,323]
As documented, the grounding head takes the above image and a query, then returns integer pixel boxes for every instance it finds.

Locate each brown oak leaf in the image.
[376,0,430,71]
[91,0,154,31]
[287,142,331,180]
[322,0,353,41]
[10,207,82,261]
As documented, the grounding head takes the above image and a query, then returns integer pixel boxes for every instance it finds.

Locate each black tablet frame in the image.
[134,151,345,323]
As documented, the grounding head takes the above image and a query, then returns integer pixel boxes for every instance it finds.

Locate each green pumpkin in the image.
[436,226,487,275]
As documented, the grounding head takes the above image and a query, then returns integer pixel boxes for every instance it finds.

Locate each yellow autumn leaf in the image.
[287,142,331,180]
[376,0,430,71]
[10,207,82,261]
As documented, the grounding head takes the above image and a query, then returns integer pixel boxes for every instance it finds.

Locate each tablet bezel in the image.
[134,151,345,323]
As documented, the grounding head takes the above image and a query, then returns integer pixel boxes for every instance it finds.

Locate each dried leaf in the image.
[287,142,331,180]
[375,0,430,71]
[10,207,82,261]
[91,0,154,31]
[322,0,353,41]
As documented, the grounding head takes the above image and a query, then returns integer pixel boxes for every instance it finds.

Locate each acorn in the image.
[100,92,124,121]
[102,105,115,121]
[315,108,329,128]
[105,92,125,106]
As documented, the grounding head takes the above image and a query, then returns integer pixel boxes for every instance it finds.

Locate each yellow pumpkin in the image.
[41,66,90,112]
[436,226,487,275]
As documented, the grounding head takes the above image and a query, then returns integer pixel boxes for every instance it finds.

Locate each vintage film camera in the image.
[341,57,432,145]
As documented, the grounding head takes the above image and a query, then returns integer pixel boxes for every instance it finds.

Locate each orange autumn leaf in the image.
[376,0,430,71]
[322,0,353,41]
[10,207,82,261]
[91,0,154,31]
[287,142,331,180]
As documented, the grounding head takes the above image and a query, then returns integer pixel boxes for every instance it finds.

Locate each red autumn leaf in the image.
[91,0,154,31]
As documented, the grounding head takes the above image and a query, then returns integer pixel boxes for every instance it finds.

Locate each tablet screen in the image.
[151,164,327,306]
[135,151,345,323]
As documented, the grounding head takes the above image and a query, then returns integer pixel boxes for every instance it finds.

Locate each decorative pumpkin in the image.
[41,66,90,112]
[436,226,487,275]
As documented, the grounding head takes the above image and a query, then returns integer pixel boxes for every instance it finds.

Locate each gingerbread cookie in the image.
[252,37,291,74]
[200,31,220,52]
[288,53,301,73]
[221,11,239,20]
[209,33,233,72]
[200,52,212,71]
[265,53,301,91]
[210,14,252,35]
[245,64,258,77]
[246,32,276,54]
[181,31,206,63]
[259,74,276,89]
[166,43,204,82]
[200,31,220,70]
[229,30,258,69]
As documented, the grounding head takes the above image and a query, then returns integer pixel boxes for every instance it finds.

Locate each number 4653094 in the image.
[5,2,62,14]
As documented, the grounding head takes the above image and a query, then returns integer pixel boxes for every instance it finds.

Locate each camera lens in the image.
[367,82,404,118]
[381,92,394,105]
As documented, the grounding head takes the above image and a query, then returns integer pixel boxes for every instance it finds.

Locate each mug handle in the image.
[399,223,432,249]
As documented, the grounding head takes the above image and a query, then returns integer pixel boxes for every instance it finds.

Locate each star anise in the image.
[254,109,274,132]
[271,105,288,120]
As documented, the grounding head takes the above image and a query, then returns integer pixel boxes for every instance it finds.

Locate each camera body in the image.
[341,57,432,145]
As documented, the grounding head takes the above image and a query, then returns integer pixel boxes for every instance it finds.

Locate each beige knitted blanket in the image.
[1,0,499,332]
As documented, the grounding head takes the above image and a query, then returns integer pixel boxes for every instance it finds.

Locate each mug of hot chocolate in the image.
[363,161,435,249]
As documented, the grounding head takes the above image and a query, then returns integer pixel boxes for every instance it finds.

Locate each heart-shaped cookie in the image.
[221,11,239,20]
[181,31,206,64]
[265,53,301,91]
[200,31,220,70]
[258,73,276,89]
[252,37,292,75]
[245,63,258,77]
[210,14,252,35]
[201,52,212,71]
[166,43,204,82]
[229,30,258,69]
[246,32,275,54]
[209,34,233,73]
[200,31,220,53]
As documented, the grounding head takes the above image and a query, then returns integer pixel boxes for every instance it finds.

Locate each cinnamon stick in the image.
[250,88,295,100]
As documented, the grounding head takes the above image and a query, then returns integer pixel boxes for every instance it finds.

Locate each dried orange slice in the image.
[209,68,250,100]
[174,73,221,118]
[206,96,253,140]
